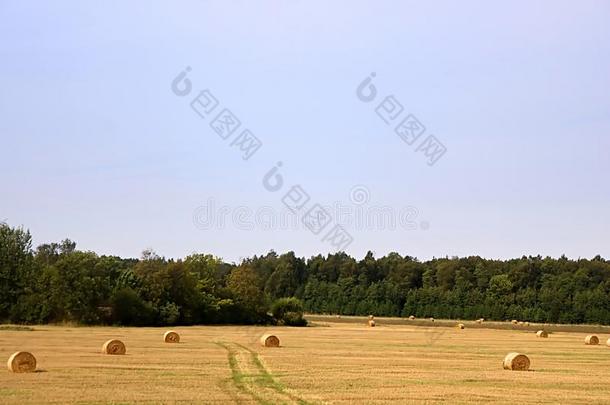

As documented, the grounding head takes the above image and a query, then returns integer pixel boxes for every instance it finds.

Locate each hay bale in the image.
[536,330,548,338]
[260,334,280,347]
[429,317,435,322]
[585,335,599,345]
[164,331,180,343]
[476,319,483,324]
[7,351,36,373]
[368,314,374,320]
[511,320,518,325]
[606,338,610,347]
[503,352,530,371]
[368,320,376,327]
[518,321,524,326]
[408,315,415,320]
[457,323,465,329]
[102,339,126,355]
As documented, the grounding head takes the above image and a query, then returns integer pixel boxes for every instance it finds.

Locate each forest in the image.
[2,222,610,326]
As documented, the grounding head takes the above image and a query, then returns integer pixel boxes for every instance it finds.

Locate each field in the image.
[2,317,610,404]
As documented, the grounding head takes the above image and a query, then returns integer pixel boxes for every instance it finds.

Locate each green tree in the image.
[227,265,269,323]
[0,224,34,320]
[270,297,307,326]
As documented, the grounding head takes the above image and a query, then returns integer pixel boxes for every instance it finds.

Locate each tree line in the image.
[2,223,610,326]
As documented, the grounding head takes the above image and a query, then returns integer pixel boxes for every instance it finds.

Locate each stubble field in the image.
[2,316,610,404]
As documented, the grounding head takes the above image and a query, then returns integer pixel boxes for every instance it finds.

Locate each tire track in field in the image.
[215,341,310,405]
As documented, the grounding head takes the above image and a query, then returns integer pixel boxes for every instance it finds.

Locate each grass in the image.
[215,341,309,404]
[306,314,610,334]
[1,318,610,403]
[0,325,34,332]
[214,341,264,403]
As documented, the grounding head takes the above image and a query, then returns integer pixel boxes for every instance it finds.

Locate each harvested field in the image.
[2,317,610,404]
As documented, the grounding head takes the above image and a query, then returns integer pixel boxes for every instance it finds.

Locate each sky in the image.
[1,0,609,262]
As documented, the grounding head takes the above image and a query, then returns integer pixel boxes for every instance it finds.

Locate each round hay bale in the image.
[102,339,126,355]
[585,335,599,345]
[476,319,483,324]
[260,334,280,347]
[429,317,435,322]
[606,338,610,347]
[457,323,465,329]
[525,322,530,326]
[368,314,374,320]
[164,331,180,343]
[408,315,415,320]
[511,320,518,325]
[368,320,376,327]
[503,352,530,371]
[518,321,524,326]
[7,351,36,373]
[536,330,548,338]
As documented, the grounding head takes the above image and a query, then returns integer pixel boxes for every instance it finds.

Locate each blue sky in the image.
[1,0,609,261]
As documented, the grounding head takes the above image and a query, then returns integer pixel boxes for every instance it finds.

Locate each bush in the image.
[159,302,180,325]
[111,288,154,326]
[271,297,307,326]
